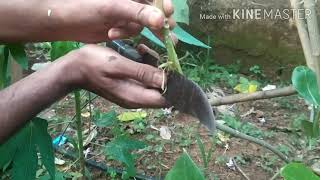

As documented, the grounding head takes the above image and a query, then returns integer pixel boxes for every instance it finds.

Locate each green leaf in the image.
[0,45,10,89]
[0,131,17,168]
[0,118,55,180]
[172,25,211,49]
[141,26,211,49]
[51,41,79,61]
[33,118,55,179]
[12,122,38,180]
[281,163,320,180]
[165,151,205,180]
[93,110,117,127]
[292,66,320,106]
[117,111,147,122]
[172,0,189,24]
[104,136,146,177]
[141,28,165,48]
[7,44,28,70]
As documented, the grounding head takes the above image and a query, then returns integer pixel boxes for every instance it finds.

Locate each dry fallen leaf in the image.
[54,157,65,165]
[160,126,171,140]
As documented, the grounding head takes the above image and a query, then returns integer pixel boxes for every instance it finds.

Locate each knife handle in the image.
[108,40,143,63]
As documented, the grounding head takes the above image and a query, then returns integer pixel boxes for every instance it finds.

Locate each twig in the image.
[270,170,280,180]
[232,158,251,180]
[217,123,290,163]
[210,86,296,106]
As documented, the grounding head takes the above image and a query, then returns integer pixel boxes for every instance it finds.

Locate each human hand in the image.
[54,0,175,42]
[63,44,166,108]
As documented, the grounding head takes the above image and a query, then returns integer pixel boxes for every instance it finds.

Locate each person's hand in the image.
[54,0,175,42]
[62,44,166,108]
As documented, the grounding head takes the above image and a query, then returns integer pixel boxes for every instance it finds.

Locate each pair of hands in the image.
[56,0,175,108]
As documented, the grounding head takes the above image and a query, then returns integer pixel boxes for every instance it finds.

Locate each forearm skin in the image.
[0,0,66,42]
[0,53,75,143]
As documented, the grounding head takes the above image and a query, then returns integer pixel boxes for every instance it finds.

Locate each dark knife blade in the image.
[163,72,216,132]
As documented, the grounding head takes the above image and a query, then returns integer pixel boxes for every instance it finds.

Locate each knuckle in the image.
[136,65,149,82]
[135,4,148,22]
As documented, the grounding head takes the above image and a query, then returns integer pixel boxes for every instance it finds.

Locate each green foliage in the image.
[222,115,267,139]
[0,118,55,180]
[7,43,28,69]
[118,111,147,122]
[50,41,79,61]
[195,135,216,169]
[165,151,205,180]
[172,25,211,48]
[104,136,146,178]
[195,135,207,168]
[141,26,211,49]
[0,45,9,89]
[172,0,189,24]
[93,110,117,127]
[234,77,260,93]
[182,53,239,89]
[281,163,320,180]
[141,28,165,48]
[292,66,320,106]
[249,65,266,79]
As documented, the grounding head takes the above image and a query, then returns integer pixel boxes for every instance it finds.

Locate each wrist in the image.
[54,50,86,91]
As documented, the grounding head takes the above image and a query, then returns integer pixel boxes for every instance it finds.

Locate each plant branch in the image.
[74,90,86,178]
[155,0,182,74]
[210,86,296,106]
[217,123,290,163]
[290,0,317,71]
[304,0,320,89]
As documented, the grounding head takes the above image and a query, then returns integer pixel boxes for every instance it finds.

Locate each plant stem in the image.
[74,90,86,178]
[217,123,290,163]
[155,0,182,74]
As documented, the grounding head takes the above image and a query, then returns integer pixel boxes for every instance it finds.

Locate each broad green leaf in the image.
[7,44,28,70]
[33,118,55,179]
[0,131,17,168]
[12,123,38,180]
[51,41,79,61]
[0,45,10,89]
[104,136,146,177]
[281,163,320,180]
[93,110,117,127]
[117,111,147,122]
[141,28,165,48]
[0,118,55,180]
[165,151,205,180]
[172,25,211,49]
[172,0,189,24]
[141,26,211,49]
[292,66,320,106]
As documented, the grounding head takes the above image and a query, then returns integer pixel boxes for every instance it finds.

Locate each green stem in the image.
[163,26,182,74]
[74,90,86,178]
[155,0,182,74]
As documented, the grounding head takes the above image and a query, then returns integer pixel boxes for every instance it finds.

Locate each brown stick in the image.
[210,86,297,106]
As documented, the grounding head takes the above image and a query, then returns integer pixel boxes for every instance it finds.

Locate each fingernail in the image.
[149,10,164,29]
[108,29,121,39]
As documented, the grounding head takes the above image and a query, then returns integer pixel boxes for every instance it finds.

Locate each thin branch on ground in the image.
[232,158,251,180]
[217,123,290,163]
[210,86,296,106]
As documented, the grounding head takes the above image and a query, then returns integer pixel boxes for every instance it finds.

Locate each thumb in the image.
[109,0,165,30]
